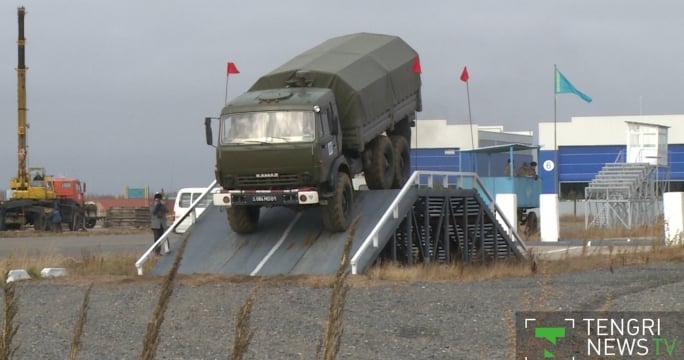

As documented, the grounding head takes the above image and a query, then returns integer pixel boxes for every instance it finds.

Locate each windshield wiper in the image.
[268,136,291,143]
[235,139,270,145]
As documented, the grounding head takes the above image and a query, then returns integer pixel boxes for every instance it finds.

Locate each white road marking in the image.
[250,212,302,276]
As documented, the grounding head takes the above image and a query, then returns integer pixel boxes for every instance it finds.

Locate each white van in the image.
[173,187,217,233]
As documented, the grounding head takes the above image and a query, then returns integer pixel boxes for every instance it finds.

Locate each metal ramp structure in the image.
[378,189,522,268]
[584,162,662,229]
[138,171,527,276]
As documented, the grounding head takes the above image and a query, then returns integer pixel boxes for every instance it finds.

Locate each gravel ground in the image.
[6,261,684,360]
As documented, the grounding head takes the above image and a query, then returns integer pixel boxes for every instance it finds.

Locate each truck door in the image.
[317,108,339,176]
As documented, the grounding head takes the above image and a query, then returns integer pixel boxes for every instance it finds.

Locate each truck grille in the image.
[236,174,300,188]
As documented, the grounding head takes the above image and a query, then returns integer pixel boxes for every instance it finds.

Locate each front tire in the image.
[322,172,354,232]
[227,206,260,234]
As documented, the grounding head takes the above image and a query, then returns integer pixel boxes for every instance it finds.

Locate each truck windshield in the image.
[220,111,315,144]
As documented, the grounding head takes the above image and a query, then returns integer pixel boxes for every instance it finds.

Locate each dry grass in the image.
[557,215,664,241]
[69,283,93,360]
[367,242,684,283]
[0,275,19,360]
[231,287,258,360]
[316,217,357,360]
[139,231,191,360]
[0,250,153,280]
[0,228,147,238]
[1,243,681,288]
[367,259,533,283]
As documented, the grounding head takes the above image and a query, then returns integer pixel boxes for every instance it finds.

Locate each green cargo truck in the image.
[205,33,422,233]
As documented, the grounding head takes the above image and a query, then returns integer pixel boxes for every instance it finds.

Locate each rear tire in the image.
[363,135,395,190]
[322,172,354,232]
[227,206,260,234]
[391,135,410,188]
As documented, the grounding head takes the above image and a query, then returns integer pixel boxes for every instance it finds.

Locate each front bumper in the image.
[213,188,319,207]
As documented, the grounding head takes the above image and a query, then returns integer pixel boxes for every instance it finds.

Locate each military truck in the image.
[205,33,422,233]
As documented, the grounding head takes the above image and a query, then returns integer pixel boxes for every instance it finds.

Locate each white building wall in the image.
[538,114,684,150]
[415,119,533,150]
[414,120,477,149]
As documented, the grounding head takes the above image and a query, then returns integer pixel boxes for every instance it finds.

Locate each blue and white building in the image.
[538,114,684,197]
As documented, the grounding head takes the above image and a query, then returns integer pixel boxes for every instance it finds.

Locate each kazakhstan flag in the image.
[555,68,592,103]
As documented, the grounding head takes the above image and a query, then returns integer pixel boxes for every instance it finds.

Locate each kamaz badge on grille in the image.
[255,173,279,178]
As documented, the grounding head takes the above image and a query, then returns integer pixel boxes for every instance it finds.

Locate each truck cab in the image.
[212,88,342,201]
[53,178,85,204]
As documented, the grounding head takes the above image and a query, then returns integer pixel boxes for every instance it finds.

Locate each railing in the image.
[349,170,527,274]
[135,180,217,276]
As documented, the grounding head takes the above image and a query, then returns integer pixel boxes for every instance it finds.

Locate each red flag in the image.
[412,56,422,74]
[226,62,240,75]
[460,66,469,82]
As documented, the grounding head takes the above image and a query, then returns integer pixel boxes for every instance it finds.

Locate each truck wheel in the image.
[364,135,395,190]
[388,117,412,142]
[322,172,353,232]
[85,218,97,228]
[391,135,410,188]
[227,206,260,234]
[69,212,82,231]
[34,212,47,232]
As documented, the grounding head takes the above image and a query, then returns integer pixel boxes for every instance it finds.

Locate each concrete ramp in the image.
[151,189,417,276]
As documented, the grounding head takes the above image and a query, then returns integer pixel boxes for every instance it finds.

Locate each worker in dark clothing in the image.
[150,192,169,255]
[49,205,62,232]
[528,161,538,179]
[504,159,511,176]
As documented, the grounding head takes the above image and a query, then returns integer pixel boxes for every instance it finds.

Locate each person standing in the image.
[150,192,168,255]
[504,159,511,176]
[49,204,62,232]
[528,161,538,180]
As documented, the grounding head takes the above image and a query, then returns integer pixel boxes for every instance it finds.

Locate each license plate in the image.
[252,195,277,202]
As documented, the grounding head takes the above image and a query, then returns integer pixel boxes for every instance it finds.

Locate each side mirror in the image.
[204,117,214,147]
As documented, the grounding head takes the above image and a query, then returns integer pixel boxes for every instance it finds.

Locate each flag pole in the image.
[224,75,230,105]
[466,79,474,150]
[225,62,240,105]
[553,64,558,195]
[412,57,422,174]
[460,66,474,170]
[465,77,476,172]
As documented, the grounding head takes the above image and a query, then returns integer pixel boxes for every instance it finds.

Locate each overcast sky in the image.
[1,0,683,195]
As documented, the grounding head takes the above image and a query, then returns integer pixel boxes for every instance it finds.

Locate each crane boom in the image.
[14,6,28,190]
[8,6,53,200]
